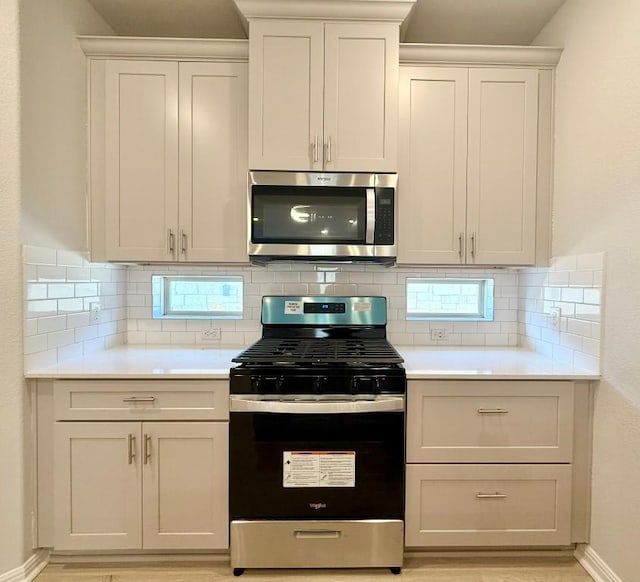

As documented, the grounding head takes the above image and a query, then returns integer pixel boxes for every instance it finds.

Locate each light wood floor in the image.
[36,557,594,581]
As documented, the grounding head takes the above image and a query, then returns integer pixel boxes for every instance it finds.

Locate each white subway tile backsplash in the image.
[24,245,57,266]
[56,249,85,267]
[519,252,603,373]
[24,334,49,355]
[27,284,48,300]
[37,265,66,282]
[561,288,584,303]
[48,283,76,299]
[569,270,594,287]
[37,315,67,335]
[47,329,75,349]
[75,324,98,343]
[22,247,604,370]
[57,298,84,313]
[161,320,187,332]
[23,245,127,371]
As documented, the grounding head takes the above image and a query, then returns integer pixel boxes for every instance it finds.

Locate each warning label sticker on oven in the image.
[283,451,356,488]
[284,301,303,314]
[353,302,371,312]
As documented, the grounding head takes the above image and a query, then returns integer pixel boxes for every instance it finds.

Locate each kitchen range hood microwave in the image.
[248,171,397,265]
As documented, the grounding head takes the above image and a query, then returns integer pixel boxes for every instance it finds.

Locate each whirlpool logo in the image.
[309,502,327,510]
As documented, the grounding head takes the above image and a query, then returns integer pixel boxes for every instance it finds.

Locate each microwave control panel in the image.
[375,188,395,244]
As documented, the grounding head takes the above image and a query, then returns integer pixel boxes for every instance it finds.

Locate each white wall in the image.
[0,0,28,574]
[535,1,640,579]
[0,0,112,576]
[20,0,113,250]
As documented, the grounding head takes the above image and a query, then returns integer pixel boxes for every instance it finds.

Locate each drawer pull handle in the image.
[122,397,156,404]
[294,530,341,540]
[127,434,136,465]
[476,492,507,499]
[477,408,509,414]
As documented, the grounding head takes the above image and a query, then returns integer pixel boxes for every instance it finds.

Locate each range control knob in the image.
[275,375,286,393]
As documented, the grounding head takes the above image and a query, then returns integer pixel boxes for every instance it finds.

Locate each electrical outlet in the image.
[199,327,221,342]
[89,302,101,323]
[548,307,561,329]
[431,328,448,341]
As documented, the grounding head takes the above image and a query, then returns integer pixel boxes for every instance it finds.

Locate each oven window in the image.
[252,186,366,244]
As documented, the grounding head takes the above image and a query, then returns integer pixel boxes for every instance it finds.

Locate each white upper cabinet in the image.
[398,67,469,264]
[466,68,539,265]
[92,54,248,263]
[105,61,179,262]
[398,63,545,266]
[179,62,248,262]
[248,20,398,172]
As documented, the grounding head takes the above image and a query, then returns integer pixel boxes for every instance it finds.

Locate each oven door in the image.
[229,395,405,521]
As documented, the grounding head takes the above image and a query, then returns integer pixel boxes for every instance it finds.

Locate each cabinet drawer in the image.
[407,380,574,462]
[405,464,572,547]
[53,380,229,421]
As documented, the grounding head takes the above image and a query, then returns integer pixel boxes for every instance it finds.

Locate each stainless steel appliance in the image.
[229,296,406,576]
[248,172,397,264]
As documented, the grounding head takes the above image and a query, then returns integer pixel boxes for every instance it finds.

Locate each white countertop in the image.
[25,345,599,380]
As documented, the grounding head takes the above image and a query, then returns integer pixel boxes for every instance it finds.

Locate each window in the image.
[406,278,494,321]
[152,276,243,319]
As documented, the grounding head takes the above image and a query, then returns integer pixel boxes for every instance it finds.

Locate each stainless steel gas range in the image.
[229,296,406,576]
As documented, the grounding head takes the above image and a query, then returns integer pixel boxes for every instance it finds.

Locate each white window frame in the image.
[152,275,243,319]
[406,277,494,321]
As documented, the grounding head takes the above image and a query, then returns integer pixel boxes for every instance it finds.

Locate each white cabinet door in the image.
[406,380,575,463]
[142,422,229,549]
[466,68,539,265]
[405,464,572,547]
[248,20,398,172]
[54,422,142,550]
[398,67,468,264]
[105,61,179,261]
[323,23,398,172]
[179,62,249,262]
[248,20,324,171]
[398,65,541,266]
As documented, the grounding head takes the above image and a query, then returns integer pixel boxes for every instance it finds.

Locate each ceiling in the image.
[87,0,566,45]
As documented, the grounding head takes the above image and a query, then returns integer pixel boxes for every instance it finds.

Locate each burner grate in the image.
[232,338,403,364]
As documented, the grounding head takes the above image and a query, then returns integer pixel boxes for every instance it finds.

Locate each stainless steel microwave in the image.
[248,171,397,265]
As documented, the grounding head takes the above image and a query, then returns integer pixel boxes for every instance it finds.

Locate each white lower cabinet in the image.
[405,463,572,547]
[49,380,229,552]
[405,380,581,548]
[54,421,228,551]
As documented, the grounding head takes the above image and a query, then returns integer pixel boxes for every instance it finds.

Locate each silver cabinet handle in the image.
[181,229,187,255]
[144,433,151,464]
[127,434,136,465]
[477,408,509,414]
[476,492,507,499]
[313,135,319,163]
[295,530,341,540]
[122,396,156,403]
[326,136,332,163]
[168,229,175,254]
[458,232,464,259]
[470,232,476,258]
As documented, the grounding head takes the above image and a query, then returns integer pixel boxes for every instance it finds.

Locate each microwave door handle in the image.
[366,188,376,244]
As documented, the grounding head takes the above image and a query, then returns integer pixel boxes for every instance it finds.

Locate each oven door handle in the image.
[230,395,404,414]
